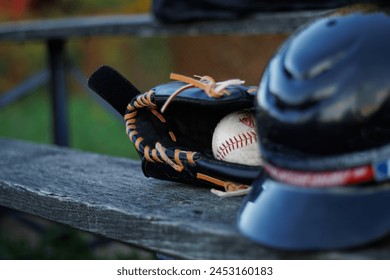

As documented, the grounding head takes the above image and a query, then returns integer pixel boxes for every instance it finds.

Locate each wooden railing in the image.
[0,11,327,146]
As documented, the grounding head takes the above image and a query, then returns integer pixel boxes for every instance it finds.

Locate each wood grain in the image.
[1,138,389,259]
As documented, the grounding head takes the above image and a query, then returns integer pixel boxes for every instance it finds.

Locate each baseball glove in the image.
[88,65,261,196]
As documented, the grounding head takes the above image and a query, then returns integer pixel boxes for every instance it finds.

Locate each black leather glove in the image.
[88,65,260,196]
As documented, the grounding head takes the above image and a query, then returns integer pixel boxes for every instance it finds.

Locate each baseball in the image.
[212,110,262,166]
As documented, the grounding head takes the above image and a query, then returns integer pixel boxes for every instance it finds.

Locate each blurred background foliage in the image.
[0,0,287,158]
[0,0,287,259]
[0,0,155,158]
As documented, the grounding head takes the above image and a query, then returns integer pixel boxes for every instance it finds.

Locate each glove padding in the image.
[88,66,261,196]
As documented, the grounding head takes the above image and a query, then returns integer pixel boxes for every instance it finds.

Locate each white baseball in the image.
[212,110,262,166]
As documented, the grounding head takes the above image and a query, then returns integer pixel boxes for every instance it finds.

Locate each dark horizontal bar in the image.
[0,11,330,41]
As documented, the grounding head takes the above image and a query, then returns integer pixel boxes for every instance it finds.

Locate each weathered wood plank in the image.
[1,138,390,259]
[0,11,329,41]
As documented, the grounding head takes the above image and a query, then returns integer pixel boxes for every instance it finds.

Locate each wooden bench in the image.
[1,138,390,259]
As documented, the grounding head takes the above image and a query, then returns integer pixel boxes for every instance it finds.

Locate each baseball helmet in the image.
[238,5,390,250]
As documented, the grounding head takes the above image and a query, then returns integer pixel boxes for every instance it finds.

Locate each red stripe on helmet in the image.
[264,163,374,187]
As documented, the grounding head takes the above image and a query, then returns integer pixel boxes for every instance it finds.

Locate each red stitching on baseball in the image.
[216,130,257,160]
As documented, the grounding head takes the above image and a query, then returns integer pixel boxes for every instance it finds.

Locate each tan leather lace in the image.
[125,74,251,197]
[197,173,251,197]
[125,90,197,170]
[161,73,245,113]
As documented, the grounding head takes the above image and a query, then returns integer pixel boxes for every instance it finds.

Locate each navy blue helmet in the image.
[238,5,390,250]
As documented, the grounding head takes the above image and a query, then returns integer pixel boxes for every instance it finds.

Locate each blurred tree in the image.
[0,0,28,20]
[29,0,81,15]
[28,0,151,17]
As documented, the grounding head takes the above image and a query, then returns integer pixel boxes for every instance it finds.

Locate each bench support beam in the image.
[47,38,69,147]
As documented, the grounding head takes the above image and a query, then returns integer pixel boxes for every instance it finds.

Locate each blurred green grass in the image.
[0,88,139,159]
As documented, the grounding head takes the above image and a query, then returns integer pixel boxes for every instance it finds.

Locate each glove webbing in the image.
[161,73,245,113]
